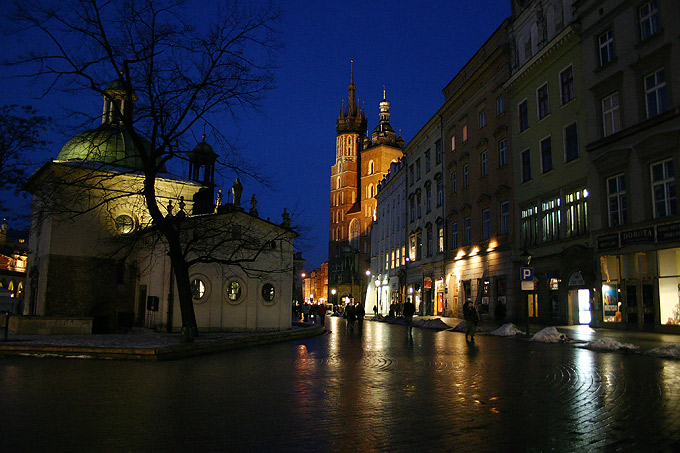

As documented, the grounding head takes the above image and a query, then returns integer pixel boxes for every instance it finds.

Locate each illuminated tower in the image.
[329,63,404,306]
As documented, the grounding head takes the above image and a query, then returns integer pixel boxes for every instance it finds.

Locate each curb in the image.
[0,325,326,361]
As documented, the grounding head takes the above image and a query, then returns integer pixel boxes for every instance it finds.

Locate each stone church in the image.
[23,83,296,333]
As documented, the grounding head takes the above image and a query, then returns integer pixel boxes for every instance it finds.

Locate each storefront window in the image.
[602,283,622,322]
[658,248,680,325]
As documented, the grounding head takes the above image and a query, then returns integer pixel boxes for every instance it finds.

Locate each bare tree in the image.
[9,0,283,338]
[0,105,51,211]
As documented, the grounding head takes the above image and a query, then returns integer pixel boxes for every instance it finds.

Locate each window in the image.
[521,150,532,183]
[368,160,375,175]
[599,30,614,66]
[651,159,676,218]
[191,278,206,300]
[409,165,414,185]
[602,93,620,137]
[607,174,626,227]
[417,193,422,218]
[452,172,457,193]
[451,223,459,249]
[416,158,421,180]
[566,189,589,237]
[482,209,490,240]
[645,68,668,119]
[481,151,488,177]
[425,150,431,173]
[521,204,539,246]
[451,134,456,152]
[560,66,574,105]
[463,164,469,188]
[496,95,505,115]
[426,186,432,213]
[436,178,443,207]
[409,234,417,260]
[564,123,578,162]
[435,140,442,164]
[416,231,423,260]
[261,283,275,303]
[438,224,444,252]
[540,137,553,173]
[500,201,510,235]
[498,139,508,167]
[227,281,242,302]
[464,217,471,245]
[462,124,468,142]
[114,214,135,235]
[519,100,529,132]
[479,110,486,129]
[542,197,561,243]
[639,0,659,41]
[426,225,433,256]
[537,84,550,119]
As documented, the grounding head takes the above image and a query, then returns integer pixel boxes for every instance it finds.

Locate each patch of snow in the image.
[451,322,467,332]
[413,318,451,330]
[582,338,638,351]
[490,323,525,336]
[644,344,680,359]
[531,327,569,343]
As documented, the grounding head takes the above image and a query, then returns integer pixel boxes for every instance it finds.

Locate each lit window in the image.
[227,281,242,302]
[115,214,135,235]
[607,174,626,227]
[639,0,659,41]
[645,68,668,119]
[602,93,620,137]
[541,197,561,243]
[521,204,539,247]
[262,283,275,302]
[537,83,550,119]
[565,189,589,237]
[451,134,456,152]
[438,224,444,252]
[462,125,468,142]
[599,30,614,66]
[190,278,206,300]
[651,159,676,218]
[560,66,574,104]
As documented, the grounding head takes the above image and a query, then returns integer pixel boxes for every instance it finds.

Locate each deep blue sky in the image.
[0,0,510,271]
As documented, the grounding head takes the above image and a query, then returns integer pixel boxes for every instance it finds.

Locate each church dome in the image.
[188,136,218,163]
[57,124,162,171]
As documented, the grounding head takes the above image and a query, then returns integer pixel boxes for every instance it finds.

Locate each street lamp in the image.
[331,288,337,309]
[375,279,381,316]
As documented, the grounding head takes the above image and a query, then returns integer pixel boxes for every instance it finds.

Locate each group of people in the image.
[345,302,365,332]
[294,301,328,326]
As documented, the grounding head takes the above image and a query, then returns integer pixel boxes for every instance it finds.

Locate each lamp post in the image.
[331,288,337,311]
[375,279,381,316]
[521,249,532,335]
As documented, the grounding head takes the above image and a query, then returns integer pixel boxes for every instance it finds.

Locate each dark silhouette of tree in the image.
[0,105,51,210]
[9,0,283,338]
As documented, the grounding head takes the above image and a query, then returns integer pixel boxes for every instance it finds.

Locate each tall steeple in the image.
[336,60,367,136]
[371,85,401,147]
[348,60,357,117]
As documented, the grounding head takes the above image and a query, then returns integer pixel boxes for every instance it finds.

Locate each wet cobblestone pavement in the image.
[1,316,679,451]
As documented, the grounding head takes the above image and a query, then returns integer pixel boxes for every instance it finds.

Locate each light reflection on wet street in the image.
[1,316,679,451]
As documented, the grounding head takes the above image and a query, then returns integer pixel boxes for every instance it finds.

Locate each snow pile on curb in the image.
[531,327,569,343]
[413,318,451,330]
[451,322,467,332]
[490,323,524,336]
[644,344,680,359]
[582,338,638,351]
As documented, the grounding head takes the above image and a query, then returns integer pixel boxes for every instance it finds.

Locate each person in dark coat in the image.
[346,303,356,332]
[463,299,479,342]
[356,302,365,331]
[403,299,416,335]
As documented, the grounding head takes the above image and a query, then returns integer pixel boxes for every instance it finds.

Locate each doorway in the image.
[624,280,656,331]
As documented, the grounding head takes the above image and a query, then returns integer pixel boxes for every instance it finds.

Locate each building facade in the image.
[577,0,680,332]
[329,67,404,310]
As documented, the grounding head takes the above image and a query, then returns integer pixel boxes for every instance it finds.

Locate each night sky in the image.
[0,0,510,271]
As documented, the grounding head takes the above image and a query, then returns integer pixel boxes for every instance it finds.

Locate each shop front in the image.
[596,223,680,332]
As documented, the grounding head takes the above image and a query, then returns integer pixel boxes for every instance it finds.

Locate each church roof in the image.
[56,124,165,172]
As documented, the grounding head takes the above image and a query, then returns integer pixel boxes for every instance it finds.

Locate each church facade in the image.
[328,65,404,308]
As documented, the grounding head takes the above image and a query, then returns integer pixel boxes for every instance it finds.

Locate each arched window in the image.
[337,176,341,190]
[368,160,375,175]
[349,219,360,250]
[368,184,374,198]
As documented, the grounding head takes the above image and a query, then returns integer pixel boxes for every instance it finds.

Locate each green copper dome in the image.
[57,124,164,171]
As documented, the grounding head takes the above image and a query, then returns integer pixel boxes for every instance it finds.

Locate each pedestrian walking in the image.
[463,299,478,342]
[346,303,356,332]
[356,302,365,331]
[318,303,327,326]
[403,298,416,335]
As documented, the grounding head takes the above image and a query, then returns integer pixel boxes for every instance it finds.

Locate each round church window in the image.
[261,284,275,303]
[115,214,135,234]
[227,281,242,303]
[191,278,206,300]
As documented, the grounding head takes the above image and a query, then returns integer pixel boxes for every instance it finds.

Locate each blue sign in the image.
[520,267,534,281]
